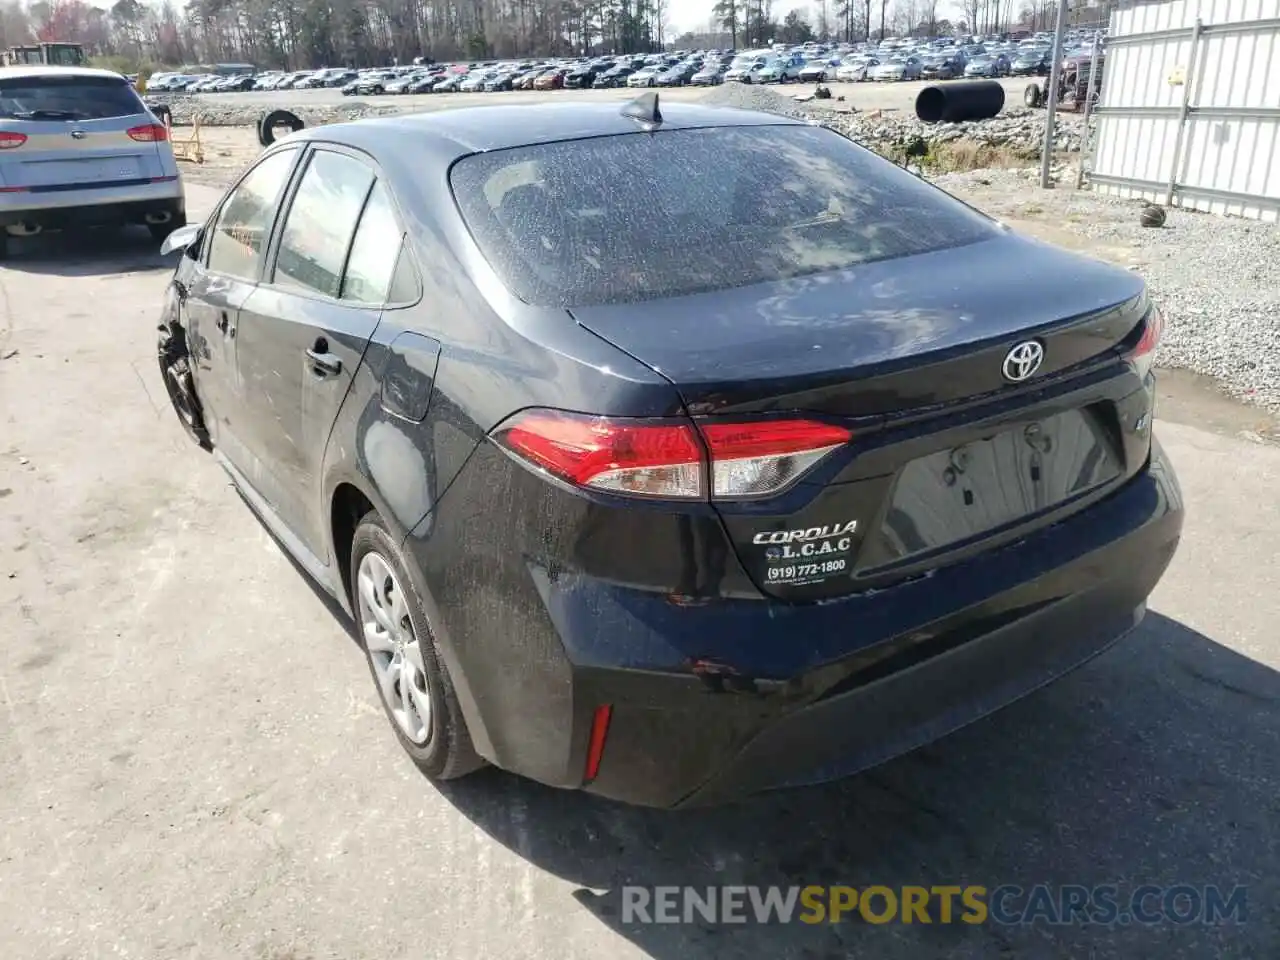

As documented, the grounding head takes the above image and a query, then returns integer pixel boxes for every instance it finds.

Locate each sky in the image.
[667,0,719,35]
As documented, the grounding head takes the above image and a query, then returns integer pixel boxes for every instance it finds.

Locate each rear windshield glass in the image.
[450,124,998,307]
[0,75,143,121]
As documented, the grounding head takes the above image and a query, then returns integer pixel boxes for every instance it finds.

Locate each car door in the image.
[185,146,300,458]
[232,146,392,557]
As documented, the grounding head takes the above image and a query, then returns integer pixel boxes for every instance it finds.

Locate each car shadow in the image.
[1,224,177,277]
[432,612,1277,958]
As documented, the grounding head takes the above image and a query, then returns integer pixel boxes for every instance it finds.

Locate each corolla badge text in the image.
[756,520,858,560]
[753,520,859,545]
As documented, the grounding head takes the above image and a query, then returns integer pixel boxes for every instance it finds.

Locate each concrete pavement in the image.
[0,183,1277,959]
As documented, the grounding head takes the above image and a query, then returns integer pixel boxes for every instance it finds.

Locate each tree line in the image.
[706,0,1112,49]
[0,0,1115,73]
[0,0,672,70]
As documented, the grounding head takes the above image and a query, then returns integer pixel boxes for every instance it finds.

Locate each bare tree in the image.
[894,0,919,35]
[918,0,939,35]
[713,0,740,48]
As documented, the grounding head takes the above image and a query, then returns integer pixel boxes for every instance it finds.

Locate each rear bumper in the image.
[0,178,185,227]
[679,577,1145,808]
[409,440,1182,809]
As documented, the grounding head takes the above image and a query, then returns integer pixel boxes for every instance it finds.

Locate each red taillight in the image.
[495,410,704,498]
[584,705,613,783]
[0,131,27,149]
[1127,305,1164,380]
[127,123,168,142]
[493,409,852,501]
[700,420,853,498]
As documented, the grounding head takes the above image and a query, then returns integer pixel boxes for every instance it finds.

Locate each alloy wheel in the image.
[357,552,432,744]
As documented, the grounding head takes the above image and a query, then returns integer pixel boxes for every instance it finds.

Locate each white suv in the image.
[0,66,184,255]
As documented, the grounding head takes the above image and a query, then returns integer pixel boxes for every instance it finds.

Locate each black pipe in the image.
[915,81,1006,124]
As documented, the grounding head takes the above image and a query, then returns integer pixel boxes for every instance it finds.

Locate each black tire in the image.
[258,108,305,148]
[1025,83,1043,108]
[351,511,484,781]
[158,324,211,450]
[0,233,9,260]
[151,103,172,127]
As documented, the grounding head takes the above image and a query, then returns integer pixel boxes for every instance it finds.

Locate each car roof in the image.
[295,102,805,157]
[0,65,127,82]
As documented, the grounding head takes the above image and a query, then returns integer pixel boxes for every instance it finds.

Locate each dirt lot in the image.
[1,132,1279,960]
[189,75,1037,114]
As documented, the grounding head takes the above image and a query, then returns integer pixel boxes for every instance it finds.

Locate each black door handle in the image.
[215,310,229,332]
[306,347,342,376]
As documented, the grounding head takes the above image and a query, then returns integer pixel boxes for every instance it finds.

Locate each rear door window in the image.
[0,74,144,120]
[341,180,409,305]
[449,124,998,308]
[272,150,373,299]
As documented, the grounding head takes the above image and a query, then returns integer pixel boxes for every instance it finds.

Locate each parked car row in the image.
[351,53,744,95]
[845,28,1102,83]
[147,67,364,93]
[142,29,1104,99]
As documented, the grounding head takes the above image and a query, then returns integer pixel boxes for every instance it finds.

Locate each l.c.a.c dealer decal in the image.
[753,520,859,585]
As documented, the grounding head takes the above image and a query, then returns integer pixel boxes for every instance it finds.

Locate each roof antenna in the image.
[621,91,662,131]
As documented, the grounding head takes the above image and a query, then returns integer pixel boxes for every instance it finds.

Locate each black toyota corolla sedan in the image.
[156,94,1183,808]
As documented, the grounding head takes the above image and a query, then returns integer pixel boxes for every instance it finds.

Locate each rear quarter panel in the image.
[319,143,685,567]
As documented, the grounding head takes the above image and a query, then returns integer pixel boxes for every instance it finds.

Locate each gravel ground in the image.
[932,168,1280,411]
[698,81,1091,153]
[155,80,1090,154]
[154,93,407,127]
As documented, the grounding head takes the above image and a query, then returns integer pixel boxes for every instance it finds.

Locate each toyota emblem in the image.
[1002,340,1045,382]
[70,130,86,139]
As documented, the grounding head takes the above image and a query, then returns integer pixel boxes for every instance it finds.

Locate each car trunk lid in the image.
[571,233,1146,418]
[0,73,165,192]
[572,233,1152,602]
[0,116,165,190]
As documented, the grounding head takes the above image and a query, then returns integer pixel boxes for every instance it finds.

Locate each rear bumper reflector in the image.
[584,704,613,783]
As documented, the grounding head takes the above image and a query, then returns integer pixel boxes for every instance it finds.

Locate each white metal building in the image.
[1090,0,1280,221]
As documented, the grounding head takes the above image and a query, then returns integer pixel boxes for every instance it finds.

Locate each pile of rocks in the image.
[698,82,1091,155]
[828,104,1090,154]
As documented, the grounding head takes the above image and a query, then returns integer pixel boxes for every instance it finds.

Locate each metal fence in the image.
[1088,0,1280,221]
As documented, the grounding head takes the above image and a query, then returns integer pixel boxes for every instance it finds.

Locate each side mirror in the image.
[160,222,204,258]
